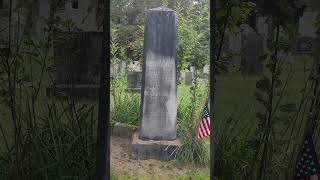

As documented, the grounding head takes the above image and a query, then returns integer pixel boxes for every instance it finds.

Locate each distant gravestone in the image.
[127,71,142,92]
[241,33,264,75]
[47,31,102,97]
[225,29,242,68]
[130,7,181,161]
[298,11,318,38]
[185,71,193,85]
[295,36,313,54]
[256,16,268,52]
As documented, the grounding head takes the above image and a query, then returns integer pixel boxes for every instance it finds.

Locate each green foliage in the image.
[248,2,307,178]
[0,102,97,179]
[176,78,209,166]
[162,0,169,7]
[255,0,304,25]
[215,113,255,180]
[176,97,210,166]
[110,73,140,126]
[176,1,209,74]
[217,0,255,31]
[0,2,99,179]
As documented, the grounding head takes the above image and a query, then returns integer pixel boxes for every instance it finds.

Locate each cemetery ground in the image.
[0,55,317,179]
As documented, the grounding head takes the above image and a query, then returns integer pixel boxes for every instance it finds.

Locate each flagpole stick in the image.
[210,0,216,179]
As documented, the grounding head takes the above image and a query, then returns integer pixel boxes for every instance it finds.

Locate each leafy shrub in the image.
[110,73,140,126]
[215,113,255,180]
[176,78,210,166]
[0,100,97,179]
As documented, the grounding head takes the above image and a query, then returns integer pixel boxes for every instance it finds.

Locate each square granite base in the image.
[129,131,181,161]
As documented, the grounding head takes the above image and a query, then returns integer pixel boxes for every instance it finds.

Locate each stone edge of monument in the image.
[129,131,181,161]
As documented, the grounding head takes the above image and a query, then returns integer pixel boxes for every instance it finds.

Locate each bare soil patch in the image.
[111,136,204,179]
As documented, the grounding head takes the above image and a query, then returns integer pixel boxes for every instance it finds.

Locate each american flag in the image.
[295,134,320,180]
[196,104,210,139]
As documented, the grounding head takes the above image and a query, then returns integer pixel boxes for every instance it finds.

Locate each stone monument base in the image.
[129,131,181,161]
[46,84,100,98]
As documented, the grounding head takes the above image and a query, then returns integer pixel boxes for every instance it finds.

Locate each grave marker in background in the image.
[47,31,102,97]
[185,71,193,85]
[127,71,142,92]
[241,33,264,75]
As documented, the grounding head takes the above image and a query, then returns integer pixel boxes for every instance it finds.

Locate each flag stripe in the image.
[201,120,209,137]
[196,105,211,139]
[200,122,207,136]
[205,117,210,130]
[203,118,210,135]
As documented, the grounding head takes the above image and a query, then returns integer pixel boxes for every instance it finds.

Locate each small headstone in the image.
[185,71,193,85]
[298,11,318,38]
[295,36,313,54]
[112,122,137,138]
[203,65,209,74]
[241,33,264,75]
[256,16,268,35]
[180,70,186,79]
[127,71,142,92]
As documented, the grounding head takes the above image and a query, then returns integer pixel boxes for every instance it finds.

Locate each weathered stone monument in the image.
[46,31,102,97]
[241,33,264,75]
[130,7,181,160]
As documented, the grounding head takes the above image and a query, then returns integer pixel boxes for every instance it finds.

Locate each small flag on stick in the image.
[196,104,211,139]
[295,134,320,180]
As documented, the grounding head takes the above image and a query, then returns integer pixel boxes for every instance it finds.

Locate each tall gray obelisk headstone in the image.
[139,7,177,140]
